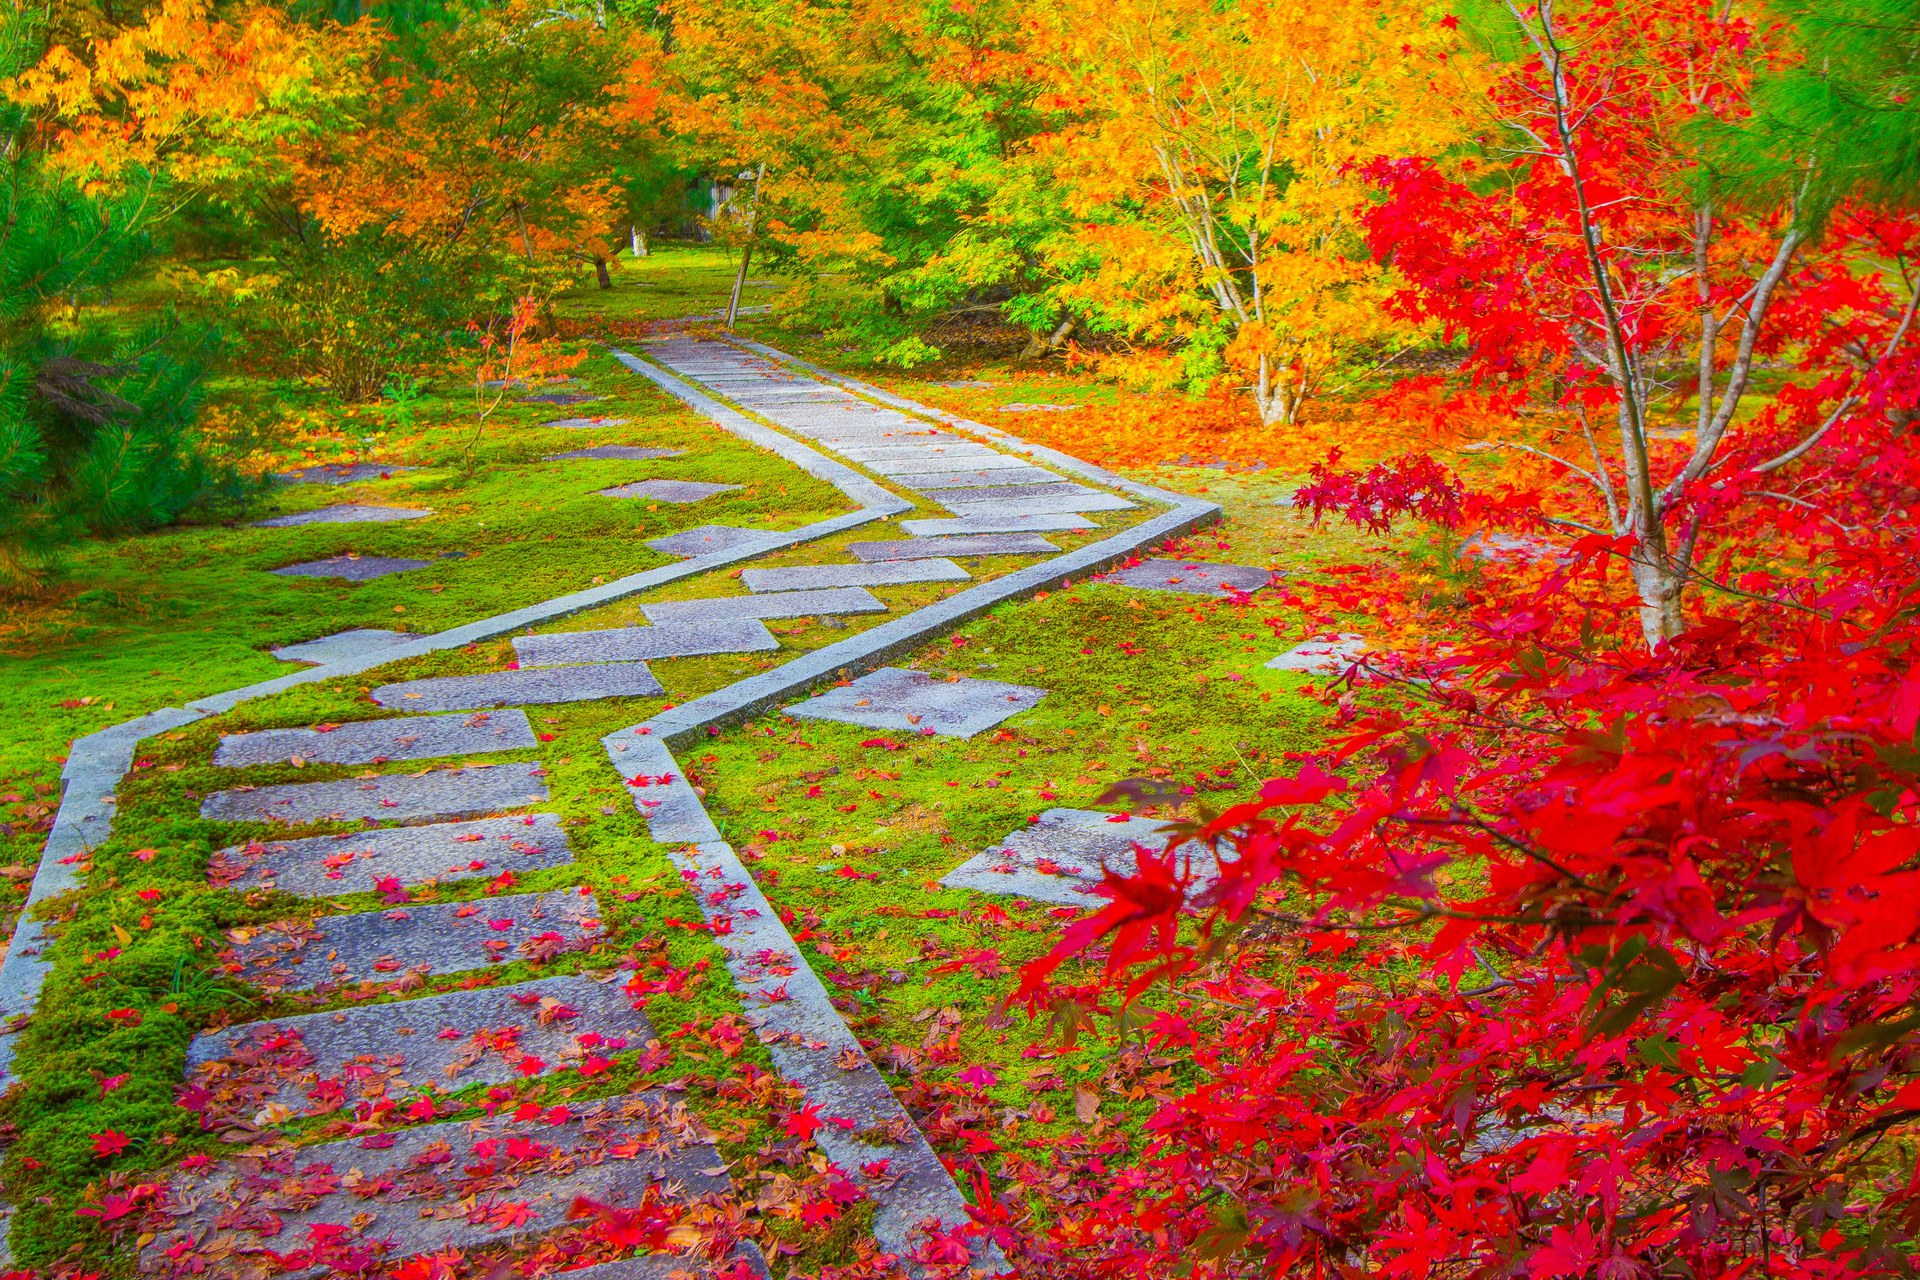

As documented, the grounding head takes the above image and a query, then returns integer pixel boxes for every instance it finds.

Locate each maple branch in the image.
[1752,275,1920,474]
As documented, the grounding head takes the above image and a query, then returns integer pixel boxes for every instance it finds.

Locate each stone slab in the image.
[895,470,1077,493]
[254,504,432,527]
[545,445,684,461]
[901,513,1094,536]
[519,391,603,405]
[646,523,774,557]
[611,732,719,844]
[740,559,970,593]
[183,973,650,1102]
[640,586,887,626]
[214,710,537,768]
[931,379,995,388]
[1267,633,1369,673]
[372,662,664,712]
[209,814,573,897]
[940,492,1138,517]
[271,629,414,665]
[275,463,415,485]
[784,666,1045,738]
[540,415,629,428]
[870,457,1042,478]
[597,479,741,503]
[998,402,1081,412]
[941,808,1196,905]
[834,440,984,461]
[272,555,432,581]
[1099,557,1274,595]
[201,762,548,825]
[846,533,1060,561]
[513,618,778,667]
[230,889,605,992]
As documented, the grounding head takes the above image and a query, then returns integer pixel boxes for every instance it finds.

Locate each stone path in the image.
[1268,632,1369,673]
[1099,556,1275,596]
[598,478,740,503]
[272,554,431,580]
[940,809,1193,904]
[254,503,431,527]
[276,463,414,484]
[7,331,1232,1275]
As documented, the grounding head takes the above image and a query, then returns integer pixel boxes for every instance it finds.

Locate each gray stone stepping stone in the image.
[254,504,432,527]
[611,732,719,844]
[541,415,629,428]
[272,554,432,581]
[201,762,548,825]
[1267,633,1368,673]
[902,513,1094,535]
[513,618,778,667]
[142,1096,727,1273]
[597,479,741,503]
[785,666,1045,738]
[519,391,603,405]
[870,455,1039,477]
[184,973,650,1103]
[372,662,664,711]
[846,533,1060,561]
[942,492,1138,517]
[545,444,684,461]
[896,470,1075,492]
[209,814,573,896]
[834,439,978,460]
[1100,557,1274,595]
[941,809,1200,905]
[998,402,1082,412]
[229,889,606,992]
[275,463,415,485]
[271,628,414,665]
[931,379,995,388]
[641,585,887,626]
[741,559,969,592]
[646,523,774,557]
[214,710,537,768]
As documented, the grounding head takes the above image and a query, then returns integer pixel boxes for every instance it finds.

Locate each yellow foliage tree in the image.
[1032,0,1483,423]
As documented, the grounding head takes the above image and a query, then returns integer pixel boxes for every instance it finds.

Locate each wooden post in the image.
[725,162,767,332]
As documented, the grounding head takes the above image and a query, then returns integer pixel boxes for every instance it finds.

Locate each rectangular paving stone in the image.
[940,492,1138,517]
[209,813,573,896]
[540,414,629,427]
[214,710,537,768]
[895,470,1077,492]
[545,444,684,461]
[142,1095,729,1273]
[609,732,719,844]
[1267,633,1368,673]
[520,391,603,404]
[941,809,1193,905]
[901,513,1095,535]
[598,479,740,503]
[230,889,606,992]
[869,455,1037,476]
[833,439,979,460]
[513,618,778,667]
[640,586,887,626]
[998,402,1081,412]
[275,463,415,485]
[201,762,548,825]
[272,554,432,581]
[646,523,777,557]
[372,662,664,711]
[183,973,651,1104]
[271,628,414,665]
[740,559,970,592]
[846,533,1060,561]
[254,504,432,527]
[785,666,1045,738]
[1099,557,1274,595]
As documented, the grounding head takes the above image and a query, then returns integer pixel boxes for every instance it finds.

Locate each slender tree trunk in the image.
[726,243,753,330]
[1021,314,1077,359]
[594,256,612,290]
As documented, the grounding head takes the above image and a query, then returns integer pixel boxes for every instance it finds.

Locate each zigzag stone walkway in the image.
[1,332,1220,1276]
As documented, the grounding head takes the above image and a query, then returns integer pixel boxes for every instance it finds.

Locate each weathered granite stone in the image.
[894,471,1077,493]
[845,534,1060,561]
[513,618,778,667]
[997,402,1081,412]
[201,762,548,824]
[213,710,537,768]
[275,463,415,485]
[640,586,887,625]
[1098,557,1275,595]
[939,492,1138,517]
[229,889,605,991]
[940,809,1200,905]
[540,415,630,428]
[519,391,603,405]
[545,445,684,461]
[646,523,775,557]
[900,513,1093,536]
[1266,633,1368,673]
[863,455,1026,476]
[372,662,664,712]
[930,380,995,388]
[741,559,970,593]
[209,813,573,896]
[270,629,414,665]
[785,666,1045,738]
[611,732,719,843]
[254,505,432,527]
[272,555,432,581]
[834,439,980,461]
[183,973,650,1101]
[597,479,741,503]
